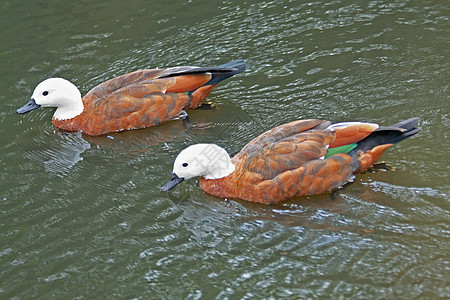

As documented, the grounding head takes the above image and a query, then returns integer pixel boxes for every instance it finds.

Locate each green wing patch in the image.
[325,143,357,158]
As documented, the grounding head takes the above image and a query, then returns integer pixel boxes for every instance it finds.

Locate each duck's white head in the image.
[17,78,83,120]
[161,144,236,192]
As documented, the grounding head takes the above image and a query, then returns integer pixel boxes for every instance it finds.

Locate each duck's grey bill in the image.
[161,173,184,192]
[17,99,41,114]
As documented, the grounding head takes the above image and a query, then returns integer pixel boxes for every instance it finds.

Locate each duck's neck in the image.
[204,162,236,180]
[53,97,84,120]
[201,146,236,180]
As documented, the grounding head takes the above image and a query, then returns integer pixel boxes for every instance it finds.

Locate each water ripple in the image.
[1,0,448,298]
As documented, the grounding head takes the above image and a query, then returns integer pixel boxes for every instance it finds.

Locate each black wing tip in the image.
[383,117,421,142]
[375,117,421,133]
[349,117,421,156]
[390,117,420,130]
[389,126,421,144]
[157,59,246,79]
[218,60,246,72]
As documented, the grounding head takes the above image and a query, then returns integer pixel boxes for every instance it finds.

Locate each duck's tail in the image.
[185,60,246,109]
[156,60,245,109]
[348,117,420,173]
[158,59,246,84]
[204,60,246,86]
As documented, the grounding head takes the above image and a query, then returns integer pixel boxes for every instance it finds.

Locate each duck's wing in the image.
[81,67,218,126]
[233,119,335,180]
[84,69,212,101]
[84,61,246,113]
[85,61,245,100]
[78,62,245,135]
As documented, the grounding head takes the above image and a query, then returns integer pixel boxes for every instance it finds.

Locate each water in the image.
[1,0,449,298]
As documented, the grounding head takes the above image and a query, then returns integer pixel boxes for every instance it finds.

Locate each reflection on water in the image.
[23,132,91,176]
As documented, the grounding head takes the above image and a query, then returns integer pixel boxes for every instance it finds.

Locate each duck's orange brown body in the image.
[20,60,246,135]
[52,70,209,135]
[197,118,420,204]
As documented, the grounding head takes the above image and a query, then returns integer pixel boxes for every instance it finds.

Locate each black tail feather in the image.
[388,127,421,144]
[349,118,420,156]
[204,60,246,86]
[389,117,420,131]
[158,60,246,86]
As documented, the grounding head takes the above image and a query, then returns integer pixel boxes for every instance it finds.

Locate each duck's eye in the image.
[182,163,188,167]
[42,91,49,96]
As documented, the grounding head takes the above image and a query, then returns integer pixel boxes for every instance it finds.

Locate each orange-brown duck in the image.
[17,60,246,135]
[162,118,420,204]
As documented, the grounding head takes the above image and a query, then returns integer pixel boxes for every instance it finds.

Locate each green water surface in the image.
[0,0,449,298]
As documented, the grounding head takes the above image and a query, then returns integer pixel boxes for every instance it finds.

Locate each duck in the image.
[162,117,420,204]
[16,60,246,135]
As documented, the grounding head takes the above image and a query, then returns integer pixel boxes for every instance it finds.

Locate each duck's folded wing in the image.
[234,119,335,180]
[84,69,165,99]
[85,61,245,104]
[85,69,213,101]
